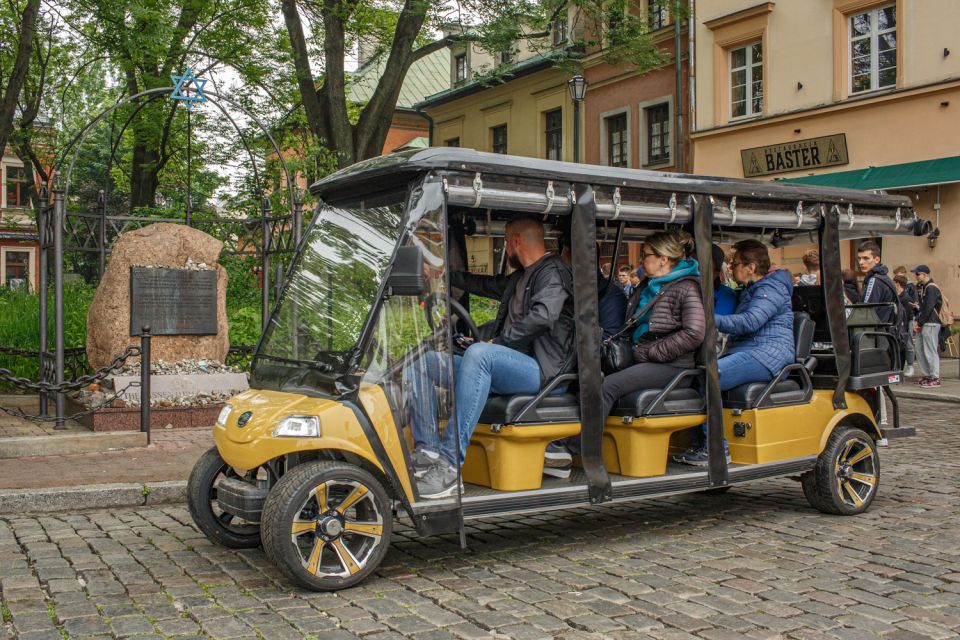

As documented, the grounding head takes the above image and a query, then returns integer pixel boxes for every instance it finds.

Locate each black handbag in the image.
[600,293,661,374]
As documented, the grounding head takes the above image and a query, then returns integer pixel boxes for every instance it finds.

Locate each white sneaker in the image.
[904,365,915,377]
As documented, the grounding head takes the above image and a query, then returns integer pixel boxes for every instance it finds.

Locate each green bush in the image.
[228,306,262,348]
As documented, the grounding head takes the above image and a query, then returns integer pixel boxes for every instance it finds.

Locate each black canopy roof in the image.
[310,147,913,211]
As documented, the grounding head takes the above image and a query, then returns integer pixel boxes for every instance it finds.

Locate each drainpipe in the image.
[418,106,435,146]
[674,2,684,172]
[688,0,696,148]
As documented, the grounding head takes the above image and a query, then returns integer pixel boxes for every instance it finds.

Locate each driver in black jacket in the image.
[407,216,575,498]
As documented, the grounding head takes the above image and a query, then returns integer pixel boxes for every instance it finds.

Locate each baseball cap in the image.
[911,264,931,274]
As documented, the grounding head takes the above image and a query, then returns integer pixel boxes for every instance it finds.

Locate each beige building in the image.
[691,0,960,306]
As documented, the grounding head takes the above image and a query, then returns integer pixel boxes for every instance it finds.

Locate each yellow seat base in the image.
[602,414,707,477]
[723,390,838,464]
[462,422,581,491]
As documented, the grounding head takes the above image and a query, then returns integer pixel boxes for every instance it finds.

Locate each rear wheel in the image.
[261,461,392,591]
[187,447,262,548]
[802,426,879,515]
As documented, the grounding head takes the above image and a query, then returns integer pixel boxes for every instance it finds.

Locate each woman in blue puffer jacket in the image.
[716,239,795,382]
[677,239,794,466]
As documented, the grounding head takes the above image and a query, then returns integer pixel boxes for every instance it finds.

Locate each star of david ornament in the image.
[170,68,208,110]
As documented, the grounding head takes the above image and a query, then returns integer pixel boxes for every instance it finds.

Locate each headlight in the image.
[273,415,320,438]
[216,404,233,427]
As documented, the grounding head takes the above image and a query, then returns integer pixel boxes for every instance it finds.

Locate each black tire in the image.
[802,426,879,515]
[261,461,393,591]
[187,447,262,549]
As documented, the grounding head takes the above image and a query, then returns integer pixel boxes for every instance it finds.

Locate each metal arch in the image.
[60,86,296,218]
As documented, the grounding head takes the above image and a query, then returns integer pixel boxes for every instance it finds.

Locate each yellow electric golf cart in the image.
[187,148,927,591]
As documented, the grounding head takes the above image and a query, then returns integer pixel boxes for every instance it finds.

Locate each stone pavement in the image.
[1,402,959,639]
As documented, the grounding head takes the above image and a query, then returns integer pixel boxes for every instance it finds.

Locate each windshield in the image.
[251,191,406,393]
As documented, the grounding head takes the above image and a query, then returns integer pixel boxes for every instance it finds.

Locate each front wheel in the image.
[187,447,263,548]
[802,426,879,515]
[261,461,393,591]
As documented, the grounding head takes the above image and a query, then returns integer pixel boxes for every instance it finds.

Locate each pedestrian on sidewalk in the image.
[894,266,919,375]
[893,274,916,376]
[912,264,942,388]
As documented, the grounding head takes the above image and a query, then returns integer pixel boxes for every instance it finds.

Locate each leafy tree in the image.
[64,0,275,209]
[281,0,673,169]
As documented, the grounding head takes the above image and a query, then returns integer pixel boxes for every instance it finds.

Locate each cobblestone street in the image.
[2,400,959,640]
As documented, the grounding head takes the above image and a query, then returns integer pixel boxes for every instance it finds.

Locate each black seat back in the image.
[794,312,814,363]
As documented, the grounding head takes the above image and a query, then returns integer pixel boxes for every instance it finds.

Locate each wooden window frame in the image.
[544,109,563,161]
[491,124,508,154]
[833,0,903,100]
[705,2,773,124]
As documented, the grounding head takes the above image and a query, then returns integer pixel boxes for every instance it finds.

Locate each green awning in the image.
[778,155,960,191]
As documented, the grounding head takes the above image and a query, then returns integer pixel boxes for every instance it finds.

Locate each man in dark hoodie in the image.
[912,264,943,387]
[857,240,897,324]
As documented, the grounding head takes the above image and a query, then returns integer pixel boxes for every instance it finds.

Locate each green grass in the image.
[0,282,95,386]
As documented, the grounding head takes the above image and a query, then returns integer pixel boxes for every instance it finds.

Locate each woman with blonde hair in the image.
[545,231,707,476]
[611,231,706,400]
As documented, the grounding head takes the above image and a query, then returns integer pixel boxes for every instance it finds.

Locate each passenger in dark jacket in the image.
[603,231,705,415]
[677,239,794,466]
[549,231,705,471]
[408,216,576,498]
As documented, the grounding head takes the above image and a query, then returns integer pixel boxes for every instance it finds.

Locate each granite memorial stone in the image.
[86,223,230,368]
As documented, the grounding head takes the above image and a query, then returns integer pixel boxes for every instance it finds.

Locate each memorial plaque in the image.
[129,267,218,336]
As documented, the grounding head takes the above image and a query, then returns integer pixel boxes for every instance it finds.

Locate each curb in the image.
[0,431,148,459]
[0,481,187,515]
[894,389,960,403]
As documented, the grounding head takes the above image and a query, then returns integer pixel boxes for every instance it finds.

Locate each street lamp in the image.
[568,75,588,163]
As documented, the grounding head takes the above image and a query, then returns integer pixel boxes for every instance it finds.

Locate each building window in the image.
[553,17,568,45]
[606,113,628,167]
[645,103,670,165]
[648,0,668,30]
[730,41,763,119]
[850,4,896,94]
[4,166,30,208]
[491,125,508,154]
[498,48,514,65]
[445,137,460,147]
[544,109,563,161]
[3,250,30,289]
[455,54,467,82]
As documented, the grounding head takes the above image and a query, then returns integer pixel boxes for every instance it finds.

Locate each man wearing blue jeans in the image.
[677,240,795,465]
[407,217,575,498]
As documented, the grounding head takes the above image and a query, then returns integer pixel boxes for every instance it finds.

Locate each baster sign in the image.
[741,134,849,178]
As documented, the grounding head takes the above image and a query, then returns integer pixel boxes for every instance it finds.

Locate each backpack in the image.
[873,275,909,355]
[925,283,955,327]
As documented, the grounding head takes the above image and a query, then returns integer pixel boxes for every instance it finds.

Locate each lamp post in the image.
[568,74,588,163]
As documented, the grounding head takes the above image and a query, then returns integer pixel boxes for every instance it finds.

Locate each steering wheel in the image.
[424,293,481,341]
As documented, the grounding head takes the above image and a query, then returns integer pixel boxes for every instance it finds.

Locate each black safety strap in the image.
[571,184,611,504]
[821,205,849,409]
[691,195,727,486]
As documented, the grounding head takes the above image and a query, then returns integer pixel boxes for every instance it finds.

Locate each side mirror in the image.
[385,245,427,295]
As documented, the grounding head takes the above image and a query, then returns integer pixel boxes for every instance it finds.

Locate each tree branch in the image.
[281,0,330,146]
[0,0,41,155]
